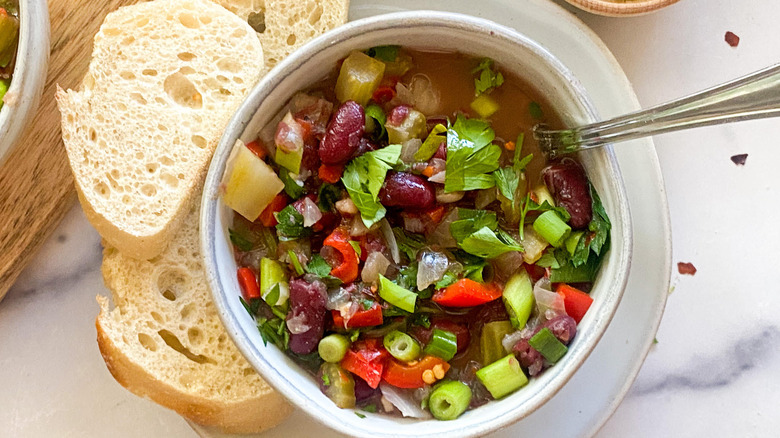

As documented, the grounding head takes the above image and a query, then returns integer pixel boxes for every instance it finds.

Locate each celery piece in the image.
[260,258,289,306]
[0,10,18,68]
[319,363,356,409]
[470,94,500,119]
[428,381,472,420]
[378,274,416,313]
[528,328,568,363]
[565,231,584,256]
[480,320,514,365]
[335,51,385,106]
[386,108,427,144]
[502,270,534,329]
[275,144,304,175]
[533,210,571,248]
[476,354,528,399]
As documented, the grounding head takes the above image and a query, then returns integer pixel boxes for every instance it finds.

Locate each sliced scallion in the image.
[476,354,528,399]
[428,381,472,420]
[533,210,571,248]
[318,334,350,363]
[423,328,457,361]
[383,330,421,362]
[528,328,568,363]
[287,250,304,276]
[378,274,417,313]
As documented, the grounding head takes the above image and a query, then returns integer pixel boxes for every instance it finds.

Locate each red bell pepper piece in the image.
[331,302,384,329]
[340,338,389,389]
[372,86,396,105]
[318,163,345,184]
[257,193,288,227]
[432,279,502,307]
[244,140,268,160]
[382,355,450,389]
[237,267,261,300]
[323,228,359,283]
[556,284,593,323]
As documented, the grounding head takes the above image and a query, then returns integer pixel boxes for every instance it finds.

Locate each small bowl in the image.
[202,11,632,438]
[0,0,50,166]
[564,0,680,17]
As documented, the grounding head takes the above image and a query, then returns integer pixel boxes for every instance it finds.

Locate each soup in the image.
[0,0,19,110]
[221,46,611,420]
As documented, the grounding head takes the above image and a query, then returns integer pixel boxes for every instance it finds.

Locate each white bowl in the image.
[0,0,49,166]
[201,11,632,438]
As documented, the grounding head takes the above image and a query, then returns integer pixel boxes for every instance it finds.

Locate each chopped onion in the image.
[301,197,322,227]
[428,171,446,183]
[274,112,305,153]
[380,383,431,418]
[394,82,414,106]
[351,215,369,236]
[362,251,391,283]
[533,278,566,319]
[400,138,422,163]
[502,329,524,353]
[417,250,449,290]
[335,198,358,215]
[403,215,426,233]
[286,312,310,334]
[380,218,400,263]
[429,158,446,174]
[428,208,458,248]
[520,225,548,264]
[435,186,464,204]
[326,287,351,311]
[409,74,440,116]
[475,187,497,209]
[491,251,525,283]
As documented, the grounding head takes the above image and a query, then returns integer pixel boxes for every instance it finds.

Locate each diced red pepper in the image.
[340,338,389,389]
[382,355,450,389]
[556,283,593,323]
[331,302,384,329]
[319,163,345,184]
[257,193,287,227]
[244,140,268,160]
[424,205,445,224]
[323,228,359,283]
[372,86,396,105]
[432,279,502,307]
[294,116,316,144]
[237,267,261,300]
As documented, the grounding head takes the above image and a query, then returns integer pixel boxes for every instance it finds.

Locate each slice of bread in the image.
[211,0,350,73]
[97,195,293,434]
[57,0,265,260]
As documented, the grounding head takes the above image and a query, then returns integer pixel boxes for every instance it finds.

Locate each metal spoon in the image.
[534,64,780,157]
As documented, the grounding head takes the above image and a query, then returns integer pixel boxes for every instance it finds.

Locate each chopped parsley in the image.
[365,104,387,141]
[342,144,402,227]
[257,316,289,351]
[450,208,523,258]
[349,240,362,258]
[472,58,504,96]
[355,412,366,419]
[493,134,533,225]
[229,228,253,252]
[393,227,426,261]
[445,115,502,193]
[275,204,311,240]
[317,183,342,212]
[321,374,331,386]
[365,45,399,62]
[306,254,333,277]
[279,168,305,199]
[287,250,304,276]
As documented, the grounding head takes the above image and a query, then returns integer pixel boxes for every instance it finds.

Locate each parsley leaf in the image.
[588,185,611,256]
[365,104,387,142]
[279,168,305,199]
[445,115,502,193]
[472,58,504,96]
[257,316,289,351]
[393,227,426,261]
[306,254,332,277]
[518,194,571,239]
[414,123,447,161]
[349,240,362,258]
[318,183,342,212]
[435,271,458,289]
[275,204,311,240]
[450,208,497,242]
[229,228,253,252]
[365,45,399,62]
[411,313,431,328]
[321,374,331,386]
[450,208,522,258]
[342,144,402,227]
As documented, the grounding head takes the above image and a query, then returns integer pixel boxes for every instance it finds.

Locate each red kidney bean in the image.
[355,137,379,158]
[512,338,545,376]
[387,105,410,127]
[542,158,593,229]
[433,141,447,160]
[542,315,577,345]
[378,171,434,210]
[287,278,328,354]
[319,101,365,164]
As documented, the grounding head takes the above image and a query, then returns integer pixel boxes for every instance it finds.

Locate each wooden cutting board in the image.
[0,0,139,302]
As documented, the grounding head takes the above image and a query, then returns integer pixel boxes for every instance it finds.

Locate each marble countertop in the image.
[2,0,779,436]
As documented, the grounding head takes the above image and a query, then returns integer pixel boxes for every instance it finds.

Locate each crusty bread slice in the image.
[57,0,264,260]
[97,196,292,434]
[211,0,350,73]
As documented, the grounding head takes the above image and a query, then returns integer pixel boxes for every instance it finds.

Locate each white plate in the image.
[195,0,671,437]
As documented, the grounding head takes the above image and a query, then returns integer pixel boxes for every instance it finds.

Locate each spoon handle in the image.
[535,63,780,156]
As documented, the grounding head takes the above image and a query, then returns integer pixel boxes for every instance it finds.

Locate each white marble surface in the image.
[2,0,779,436]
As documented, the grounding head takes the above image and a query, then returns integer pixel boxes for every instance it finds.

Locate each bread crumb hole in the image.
[138,333,158,351]
[231,28,247,38]
[247,11,265,33]
[102,27,121,36]
[160,156,174,166]
[146,163,159,174]
[95,181,110,199]
[179,66,196,75]
[178,12,200,29]
[286,33,297,46]
[151,311,165,324]
[158,330,215,364]
[120,71,135,80]
[121,36,135,46]
[188,328,203,345]
[199,15,212,25]
[142,69,157,76]
[141,184,157,197]
[157,268,187,301]
[177,52,196,61]
[243,367,254,377]
[163,72,203,109]
[89,128,97,142]
[130,93,148,105]
[135,17,149,27]
[180,303,196,319]
[308,5,323,25]
[217,57,241,74]
[191,135,207,149]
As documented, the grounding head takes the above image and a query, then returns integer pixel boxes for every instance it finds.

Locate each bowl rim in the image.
[201,10,632,438]
[0,0,50,166]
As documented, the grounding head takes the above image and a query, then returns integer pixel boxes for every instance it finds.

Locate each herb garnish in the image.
[365,45,399,62]
[450,208,523,258]
[275,204,311,240]
[342,144,402,227]
[445,115,502,193]
[279,168,305,199]
[472,58,504,96]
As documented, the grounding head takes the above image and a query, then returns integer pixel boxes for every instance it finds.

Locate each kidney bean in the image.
[355,137,379,158]
[387,105,411,126]
[512,339,545,376]
[378,171,434,210]
[542,314,577,345]
[319,101,365,164]
[433,141,447,160]
[542,158,593,229]
[353,375,380,402]
[287,278,328,354]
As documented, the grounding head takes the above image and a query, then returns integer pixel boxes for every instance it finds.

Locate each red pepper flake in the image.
[725,31,740,47]
[730,153,748,166]
[677,262,697,276]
